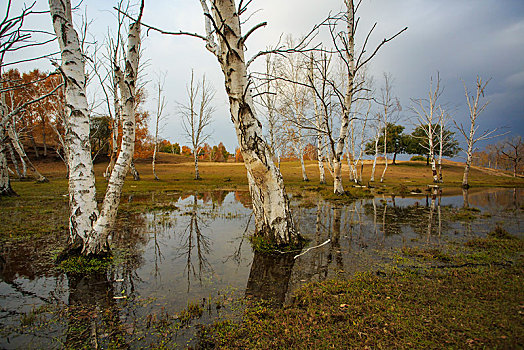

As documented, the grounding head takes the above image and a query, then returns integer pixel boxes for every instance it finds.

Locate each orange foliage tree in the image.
[235,147,244,162]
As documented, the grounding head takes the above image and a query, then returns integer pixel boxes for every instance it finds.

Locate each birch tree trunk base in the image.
[0,149,17,196]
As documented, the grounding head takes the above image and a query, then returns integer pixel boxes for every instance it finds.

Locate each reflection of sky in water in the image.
[0,188,522,348]
[135,192,254,309]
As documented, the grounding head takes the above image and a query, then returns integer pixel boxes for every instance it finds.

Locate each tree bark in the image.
[49,0,142,255]
[0,141,16,196]
[7,142,20,178]
[194,152,200,180]
[50,0,100,252]
[129,159,140,181]
[370,134,379,182]
[7,126,48,182]
[202,0,298,245]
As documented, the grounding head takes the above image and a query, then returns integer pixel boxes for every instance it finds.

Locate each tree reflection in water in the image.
[65,271,128,349]
[245,252,295,307]
[176,194,212,292]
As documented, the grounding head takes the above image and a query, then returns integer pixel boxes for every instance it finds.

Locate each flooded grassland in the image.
[0,186,523,348]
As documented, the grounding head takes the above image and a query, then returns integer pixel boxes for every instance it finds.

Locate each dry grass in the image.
[29,154,524,193]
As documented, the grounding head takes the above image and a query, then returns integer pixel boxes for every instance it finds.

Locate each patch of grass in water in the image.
[249,235,307,254]
[58,255,113,274]
[452,206,481,221]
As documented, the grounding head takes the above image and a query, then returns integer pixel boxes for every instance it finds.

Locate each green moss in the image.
[249,235,307,254]
[58,255,113,274]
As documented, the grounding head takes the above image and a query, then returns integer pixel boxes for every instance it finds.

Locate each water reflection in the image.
[0,188,522,348]
[178,194,212,291]
[245,252,295,307]
[65,271,128,349]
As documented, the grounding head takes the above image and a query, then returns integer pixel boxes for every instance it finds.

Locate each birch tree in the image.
[179,70,214,180]
[411,74,443,183]
[197,0,298,245]
[377,73,400,183]
[276,46,311,182]
[152,73,167,180]
[256,54,282,167]
[455,76,500,188]
[49,0,143,255]
[308,1,406,193]
[1,2,57,196]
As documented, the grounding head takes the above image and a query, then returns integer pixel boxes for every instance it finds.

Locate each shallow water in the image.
[0,188,522,348]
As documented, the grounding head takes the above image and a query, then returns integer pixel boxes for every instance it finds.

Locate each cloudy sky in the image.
[6,0,524,156]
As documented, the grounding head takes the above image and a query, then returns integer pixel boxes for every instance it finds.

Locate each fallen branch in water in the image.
[294,239,331,259]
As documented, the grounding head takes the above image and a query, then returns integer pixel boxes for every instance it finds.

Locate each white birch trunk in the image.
[194,152,200,180]
[317,136,326,184]
[380,123,388,183]
[50,0,99,251]
[438,126,444,183]
[462,139,473,188]
[202,0,297,245]
[428,126,438,183]
[370,134,379,182]
[0,135,15,196]
[7,126,48,182]
[89,12,141,253]
[332,0,356,194]
[309,53,326,185]
[50,0,141,255]
[7,142,20,178]
[298,148,308,182]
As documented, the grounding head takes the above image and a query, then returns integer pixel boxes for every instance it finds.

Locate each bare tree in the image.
[307,52,326,184]
[152,72,168,180]
[306,1,406,193]
[255,53,288,169]
[376,73,400,183]
[197,0,299,245]
[500,136,523,177]
[455,76,500,188]
[1,1,57,195]
[49,0,143,255]
[276,44,311,182]
[369,123,380,182]
[180,70,214,180]
[411,74,443,183]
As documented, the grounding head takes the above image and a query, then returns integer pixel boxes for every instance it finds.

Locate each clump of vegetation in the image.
[410,155,427,161]
[58,255,113,274]
[249,235,307,254]
[487,225,516,240]
[178,300,204,325]
[147,203,179,212]
[401,246,452,263]
[452,206,481,221]
[321,187,373,203]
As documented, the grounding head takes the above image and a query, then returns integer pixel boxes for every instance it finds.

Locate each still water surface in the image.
[0,188,522,348]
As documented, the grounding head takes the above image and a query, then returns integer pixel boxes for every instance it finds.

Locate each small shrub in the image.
[410,155,427,161]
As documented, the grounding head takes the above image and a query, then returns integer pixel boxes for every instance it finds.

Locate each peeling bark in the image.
[49,0,142,255]
[0,141,16,196]
[7,126,48,182]
[200,0,298,245]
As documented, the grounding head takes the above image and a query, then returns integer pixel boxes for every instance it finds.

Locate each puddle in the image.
[0,188,522,348]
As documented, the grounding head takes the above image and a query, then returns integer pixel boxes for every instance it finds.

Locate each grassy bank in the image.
[2,155,522,241]
[198,229,524,349]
